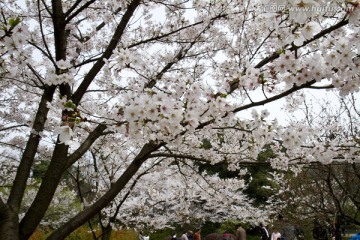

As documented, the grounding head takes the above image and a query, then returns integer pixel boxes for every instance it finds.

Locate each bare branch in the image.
[0,124,28,132]
[65,0,97,24]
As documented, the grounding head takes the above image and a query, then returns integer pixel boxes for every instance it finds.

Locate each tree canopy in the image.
[0,0,359,239]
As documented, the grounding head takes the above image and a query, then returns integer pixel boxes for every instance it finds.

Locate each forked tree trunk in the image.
[47,142,162,240]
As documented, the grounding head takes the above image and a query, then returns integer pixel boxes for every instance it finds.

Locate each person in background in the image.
[194,229,201,240]
[222,231,234,240]
[171,233,177,240]
[235,224,247,240]
[187,230,194,240]
[271,228,281,240]
[260,223,270,240]
[181,231,189,240]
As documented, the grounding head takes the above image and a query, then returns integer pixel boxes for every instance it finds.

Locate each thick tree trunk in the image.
[3,86,56,240]
[19,143,69,240]
[0,201,19,240]
[101,225,112,240]
[7,86,56,214]
[19,124,107,239]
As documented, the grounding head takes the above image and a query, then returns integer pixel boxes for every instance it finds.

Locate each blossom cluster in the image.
[0,22,29,76]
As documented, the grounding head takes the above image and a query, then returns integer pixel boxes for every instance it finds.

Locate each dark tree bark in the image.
[46,142,162,240]
[101,225,112,240]
[19,124,107,239]
[17,0,141,237]
[19,143,69,240]
[7,86,56,215]
[0,199,19,240]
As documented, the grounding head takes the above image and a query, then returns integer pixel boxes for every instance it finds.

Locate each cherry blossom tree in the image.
[0,0,359,240]
[268,94,360,239]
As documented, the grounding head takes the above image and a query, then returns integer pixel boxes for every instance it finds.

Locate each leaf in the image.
[278,49,285,55]
[64,101,77,110]
[9,17,21,29]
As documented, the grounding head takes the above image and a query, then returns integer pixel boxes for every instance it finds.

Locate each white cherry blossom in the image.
[56,59,71,69]
[301,21,322,39]
[54,126,73,145]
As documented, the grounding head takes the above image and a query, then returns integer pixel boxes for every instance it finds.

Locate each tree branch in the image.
[36,0,55,65]
[196,80,317,130]
[0,124,28,132]
[127,13,227,49]
[232,80,316,113]
[65,124,108,169]
[229,19,349,92]
[71,0,141,106]
[19,142,69,240]
[65,0,97,24]
[46,142,163,240]
[7,86,56,214]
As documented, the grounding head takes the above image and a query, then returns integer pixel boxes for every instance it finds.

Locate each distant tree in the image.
[243,145,279,206]
[279,163,360,239]
[276,96,360,240]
